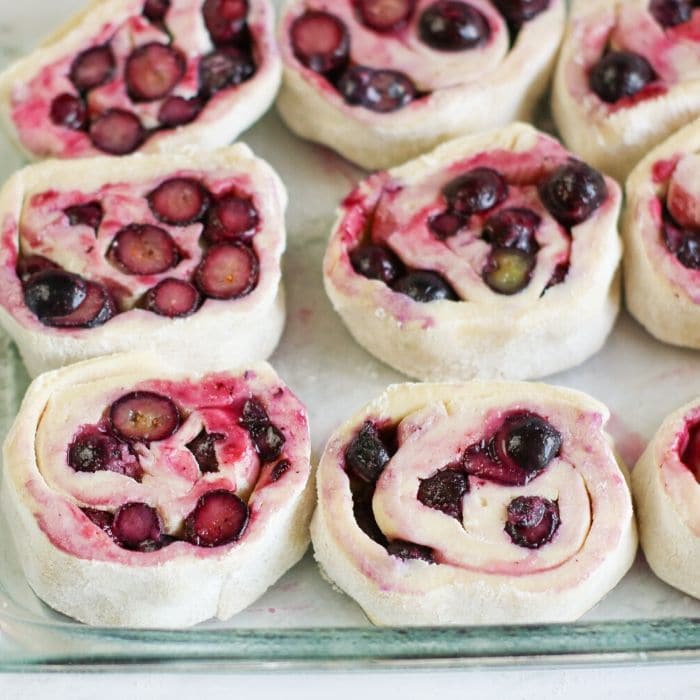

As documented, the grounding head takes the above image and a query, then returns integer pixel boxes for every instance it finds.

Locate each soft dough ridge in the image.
[0,144,287,377]
[2,352,314,627]
[324,122,622,382]
[277,0,565,170]
[312,380,638,626]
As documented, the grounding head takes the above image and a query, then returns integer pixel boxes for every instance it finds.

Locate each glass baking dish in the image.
[0,0,699,672]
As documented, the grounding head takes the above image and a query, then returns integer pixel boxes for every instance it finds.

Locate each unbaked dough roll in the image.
[632,400,700,599]
[553,0,700,183]
[1,353,313,627]
[311,381,637,626]
[0,0,280,160]
[323,122,622,382]
[0,144,286,377]
[277,0,565,170]
[623,119,700,348]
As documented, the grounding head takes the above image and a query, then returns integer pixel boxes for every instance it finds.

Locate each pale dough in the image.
[2,353,315,627]
[323,122,622,382]
[553,0,700,182]
[623,119,700,349]
[311,380,638,626]
[0,144,287,377]
[632,400,700,599]
[277,0,565,170]
[0,0,281,160]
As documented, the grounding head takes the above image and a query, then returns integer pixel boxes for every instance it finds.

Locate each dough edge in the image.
[1,353,316,627]
[0,143,288,378]
[311,380,638,626]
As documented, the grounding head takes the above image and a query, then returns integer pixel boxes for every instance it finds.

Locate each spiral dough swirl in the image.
[311,381,637,625]
[2,353,313,627]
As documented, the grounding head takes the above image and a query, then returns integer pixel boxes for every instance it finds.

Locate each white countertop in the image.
[0,0,698,693]
[1,665,699,699]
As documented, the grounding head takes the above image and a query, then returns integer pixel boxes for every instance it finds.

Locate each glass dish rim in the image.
[1,0,700,663]
[0,619,698,671]
[1,577,699,670]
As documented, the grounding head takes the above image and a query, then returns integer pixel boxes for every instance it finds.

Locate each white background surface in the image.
[0,665,699,699]
[0,0,698,695]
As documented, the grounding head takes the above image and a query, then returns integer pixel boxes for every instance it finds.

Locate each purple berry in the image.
[187,429,224,473]
[505,496,560,548]
[64,201,103,230]
[108,224,179,276]
[110,391,180,443]
[89,109,145,155]
[350,245,404,284]
[393,270,458,302]
[419,1,491,51]
[290,11,350,74]
[357,0,416,32]
[649,0,692,28]
[464,412,561,486]
[271,459,291,482]
[158,95,203,127]
[482,207,541,253]
[202,0,249,44]
[493,0,549,26]
[443,168,508,215]
[429,210,466,239]
[70,45,115,91]
[345,421,391,484]
[50,93,86,130]
[202,194,259,243]
[143,0,170,22]
[185,489,249,547]
[539,160,607,226]
[337,65,416,112]
[589,51,656,104]
[494,412,562,476]
[252,424,286,463]
[663,212,700,269]
[112,502,163,550]
[145,278,201,317]
[46,281,116,329]
[239,398,286,462]
[417,468,469,519]
[676,234,700,269]
[195,243,259,300]
[148,177,210,225]
[125,43,186,102]
[23,269,87,319]
[199,47,255,96]
[386,540,435,562]
[68,429,140,479]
